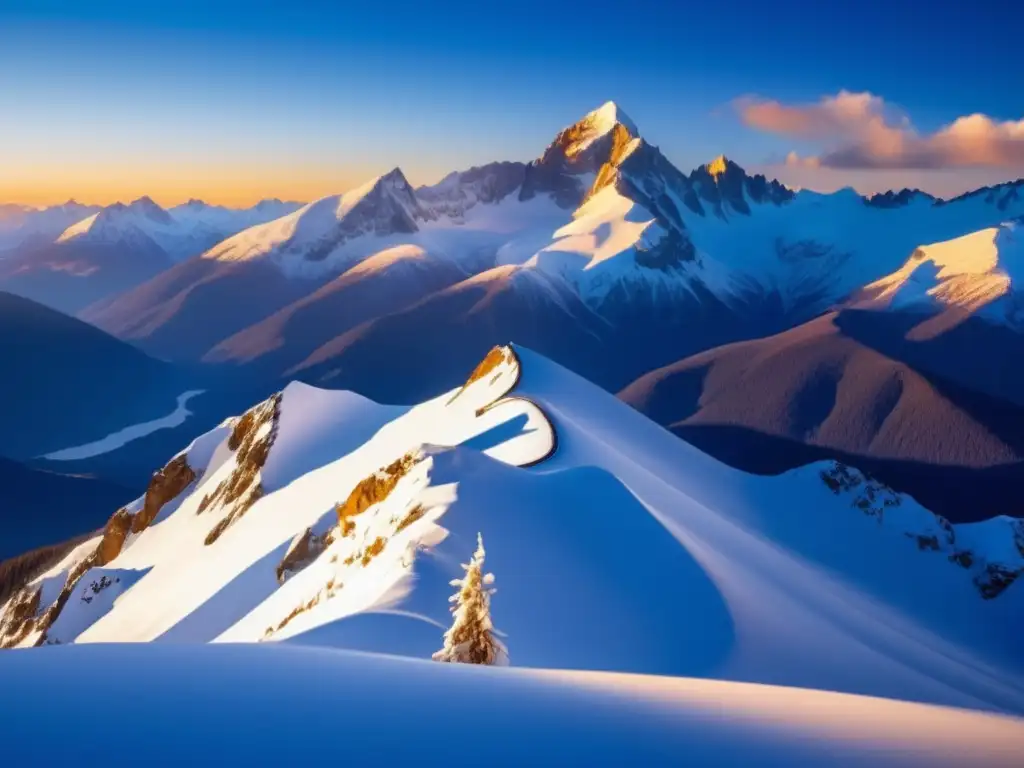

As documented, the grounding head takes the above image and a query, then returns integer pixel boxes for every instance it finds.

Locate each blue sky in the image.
[2,0,1021,205]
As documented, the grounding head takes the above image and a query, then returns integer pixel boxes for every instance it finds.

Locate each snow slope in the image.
[681,185,1024,315]
[855,220,1024,329]
[0,200,101,251]
[3,345,1023,722]
[2,643,1023,767]
[202,169,428,277]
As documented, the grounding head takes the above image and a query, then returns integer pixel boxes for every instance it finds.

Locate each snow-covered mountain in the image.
[415,160,527,221]
[854,219,1024,330]
[83,102,1024,391]
[79,103,777,369]
[0,200,101,252]
[203,244,472,373]
[2,345,1023,742]
[168,197,302,236]
[619,214,1024,523]
[203,169,428,277]
[0,197,303,315]
[56,196,305,263]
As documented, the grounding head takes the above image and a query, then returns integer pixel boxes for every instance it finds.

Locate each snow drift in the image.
[2,644,1023,767]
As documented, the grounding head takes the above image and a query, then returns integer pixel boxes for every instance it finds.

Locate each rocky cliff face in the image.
[0,448,202,648]
[689,155,794,217]
[519,102,640,208]
[199,393,281,546]
[305,170,425,262]
[864,189,935,209]
[938,178,1024,211]
[418,162,527,220]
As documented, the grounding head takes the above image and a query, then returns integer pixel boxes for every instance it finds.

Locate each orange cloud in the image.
[737,91,892,140]
[737,92,1024,170]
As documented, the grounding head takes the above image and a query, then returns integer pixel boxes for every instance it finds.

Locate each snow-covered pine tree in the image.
[432,533,508,666]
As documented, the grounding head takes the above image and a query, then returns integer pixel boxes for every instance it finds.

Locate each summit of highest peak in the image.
[582,101,639,138]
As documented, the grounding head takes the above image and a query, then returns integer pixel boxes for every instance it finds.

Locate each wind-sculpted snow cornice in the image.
[451,344,557,468]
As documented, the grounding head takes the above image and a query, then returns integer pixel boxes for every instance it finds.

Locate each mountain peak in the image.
[203,169,425,270]
[863,188,935,209]
[584,101,639,139]
[700,155,746,182]
[379,167,411,188]
[688,155,792,216]
[129,195,160,208]
[519,102,642,209]
[127,196,173,224]
[706,155,730,180]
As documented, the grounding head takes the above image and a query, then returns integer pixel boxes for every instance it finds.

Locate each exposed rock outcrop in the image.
[96,509,133,565]
[1,451,197,647]
[690,155,794,216]
[0,587,42,647]
[820,461,903,520]
[820,461,1021,598]
[520,104,638,208]
[447,345,518,407]
[304,170,425,261]
[275,527,335,584]
[0,536,88,607]
[336,452,421,527]
[1,547,96,648]
[134,455,196,533]
[202,393,282,545]
[864,188,934,209]
[975,564,1019,599]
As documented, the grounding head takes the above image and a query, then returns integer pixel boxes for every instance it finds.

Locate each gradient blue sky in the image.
[2,0,1021,205]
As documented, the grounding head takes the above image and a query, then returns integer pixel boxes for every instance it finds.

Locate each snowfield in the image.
[2,643,1023,767]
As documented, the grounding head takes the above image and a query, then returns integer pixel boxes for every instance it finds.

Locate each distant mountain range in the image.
[0,197,301,314]
[2,100,1024,523]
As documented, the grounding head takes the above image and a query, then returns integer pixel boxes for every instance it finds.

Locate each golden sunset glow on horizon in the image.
[0,160,407,208]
